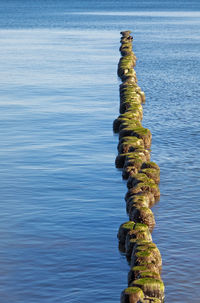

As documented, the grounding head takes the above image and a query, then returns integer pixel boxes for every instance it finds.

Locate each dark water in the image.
[0,1,200,302]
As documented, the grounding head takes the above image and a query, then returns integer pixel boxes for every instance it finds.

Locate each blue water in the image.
[0,1,200,302]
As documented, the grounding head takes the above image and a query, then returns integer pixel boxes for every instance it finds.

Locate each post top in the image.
[120,30,132,37]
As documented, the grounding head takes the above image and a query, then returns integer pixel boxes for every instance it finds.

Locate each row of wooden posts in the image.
[113,31,165,303]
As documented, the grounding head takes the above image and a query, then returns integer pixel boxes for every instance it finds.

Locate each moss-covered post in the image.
[114,31,164,302]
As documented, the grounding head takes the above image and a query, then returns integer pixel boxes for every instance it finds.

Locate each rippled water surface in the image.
[0,1,200,302]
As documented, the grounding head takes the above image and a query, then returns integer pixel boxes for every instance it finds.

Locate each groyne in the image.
[114,31,164,303]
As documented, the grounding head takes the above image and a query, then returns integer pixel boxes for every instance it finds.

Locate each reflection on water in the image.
[0,1,200,303]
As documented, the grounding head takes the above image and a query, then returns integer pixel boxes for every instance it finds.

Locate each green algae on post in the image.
[131,248,162,272]
[139,168,160,185]
[132,278,165,302]
[126,194,152,212]
[125,190,156,209]
[118,221,135,245]
[125,229,153,259]
[127,180,160,202]
[127,173,155,189]
[128,265,161,286]
[121,286,144,303]
[118,137,145,154]
[128,206,155,232]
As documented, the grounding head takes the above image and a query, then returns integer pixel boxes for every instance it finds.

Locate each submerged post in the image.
[114,31,164,303]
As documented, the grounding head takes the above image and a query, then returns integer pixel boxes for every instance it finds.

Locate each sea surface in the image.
[0,1,200,302]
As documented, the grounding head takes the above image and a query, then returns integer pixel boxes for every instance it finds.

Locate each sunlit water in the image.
[0,1,200,302]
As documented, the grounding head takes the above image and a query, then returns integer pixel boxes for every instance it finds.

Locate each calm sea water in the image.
[0,1,200,302]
